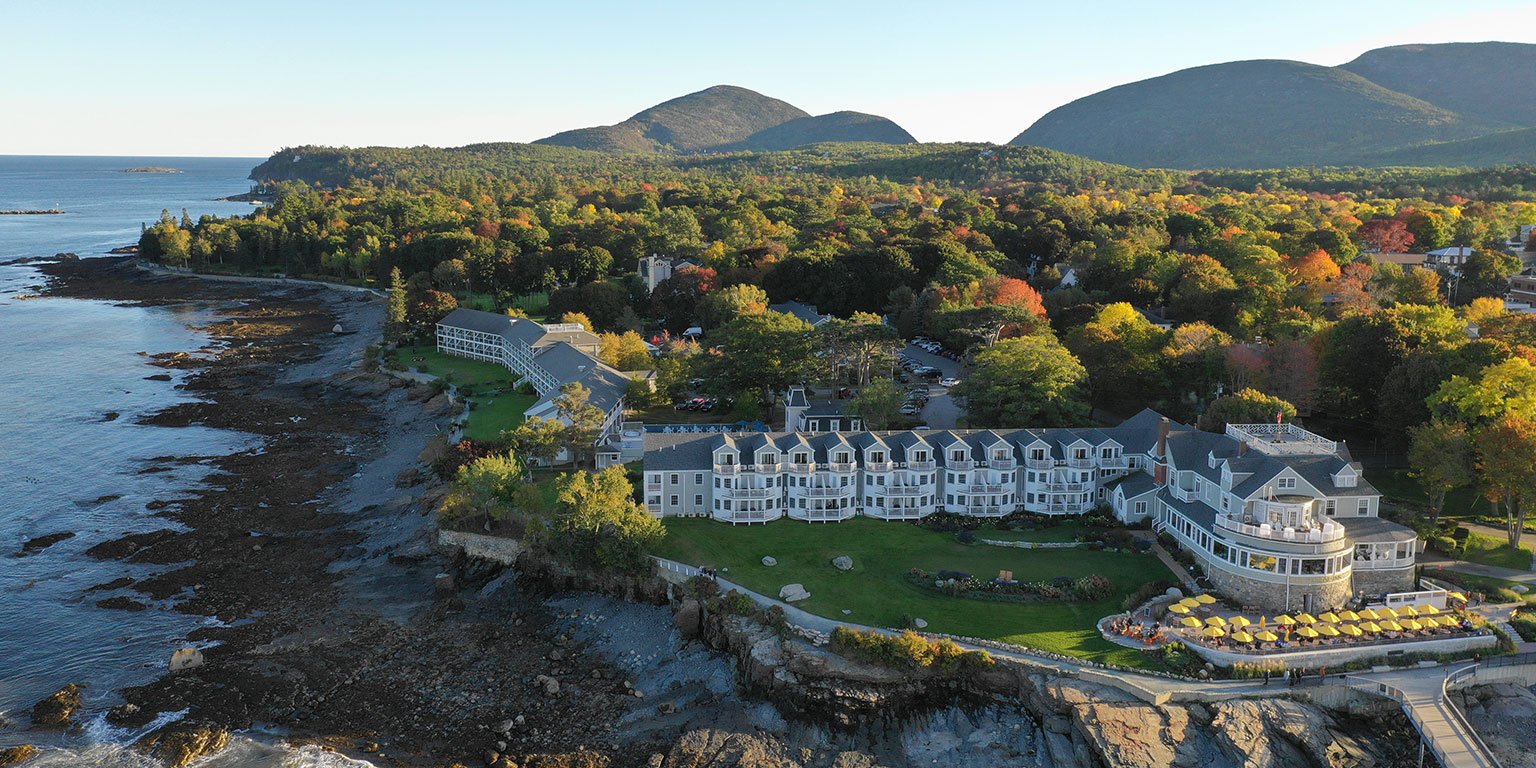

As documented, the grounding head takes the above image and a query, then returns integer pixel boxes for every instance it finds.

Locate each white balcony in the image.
[787,463,815,474]
[989,458,1017,470]
[644,482,662,492]
[1169,485,1200,503]
[1035,480,1092,493]
[1217,516,1342,543]
[714,464,740,475]
[1025,457,1054,470]
[826,462,856,473]
[747,462,782,473]
[1066,456,1093,468]
[907,460,936,471]
[721,487,778,499]
[865,461,894,473]
[801,486,854,498]
[969,483,1007,494]
[1098,456,1129,469]
[966,505,1010,516]
[872,485,929,497]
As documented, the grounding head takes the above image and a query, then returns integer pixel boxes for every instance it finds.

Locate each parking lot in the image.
[898,340,964,429]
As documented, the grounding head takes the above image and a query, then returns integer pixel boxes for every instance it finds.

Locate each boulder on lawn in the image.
[761,556,777,567]
[831,555,854,571]
[913,618,929,629]
[779,584,811,602]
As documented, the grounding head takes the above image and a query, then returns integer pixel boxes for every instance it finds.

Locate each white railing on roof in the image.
[1225,423,1337,455]
[542,322,588,333]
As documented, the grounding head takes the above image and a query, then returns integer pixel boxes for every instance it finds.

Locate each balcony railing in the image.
[873,485,928,497]
[1098,456,1129,469]
[802,486,853,498]
[1035,481,1092,493]
[989,458,1017,470]
[749,462,782,473]
[967,505,1008,516]
[865,461,894,473]
[826,461,857,473]
[1216,516,1343,543]
[644,483,662,492]
[1066,456,1094,468]
[722,487,777,499]
[946,459,976,470]
[968,483,1007,494]
[907,460,936,471]
[714,464,740,475]
[1045,501,1095,514]
[1169,485,1200,503]
[787,463,815,473]
[1025,457,1054,470]
[723,511,774,522]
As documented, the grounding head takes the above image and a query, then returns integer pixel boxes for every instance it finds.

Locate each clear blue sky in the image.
[6,0,1534,156]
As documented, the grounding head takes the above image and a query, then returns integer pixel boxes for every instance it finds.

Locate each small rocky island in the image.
[123,167,182,173]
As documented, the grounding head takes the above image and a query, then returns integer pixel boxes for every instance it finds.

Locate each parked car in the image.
[700,398,718,412]
[940,377,960,387]
[684,397,709,410]
[836,386,852,398]
[900,403,922,416]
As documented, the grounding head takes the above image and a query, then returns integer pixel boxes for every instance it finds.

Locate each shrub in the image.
[1510,612,1536,642]
[1121,580,1177,611]
[1073,575,1115,601]
[829,627,993,670]
[722,590,756,616]
[1428,535,1461,557]
[956,530,976,544]
[686,575,720,600]
[516,381,537,396]
[1494,587,1524,604]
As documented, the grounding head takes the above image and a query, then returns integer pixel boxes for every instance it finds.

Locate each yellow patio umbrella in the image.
[1195,594,1218,605]
[1181,616,1205,628]
[1255,630,1280,642]
[1377,606,1399,619]
[1230,630,1255,643]
[1396,605,1419,617]
[1379,619,1404,632]
[1338,609,1361,621]
[1448,592,1468,602]
[1168,603,1192,614]
[1228,616,1253,628]
[1273,615,1297,625]
[1340,624,1364,637]
[1318,612,1341,623]
[1179,597,1202,608]
[1296,613,1318,624]
[1356,608,1380,620]
[1400,619,1424,631]
[1317,624,1341,637]
[1203,626,1227,638]
[1359,621,1383,633]
[1420,605,1440,615]
[1296,626,1320,638]
[1205,615,1228,627]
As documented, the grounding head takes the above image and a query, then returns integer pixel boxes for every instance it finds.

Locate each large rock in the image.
[831,555,853,571]
[0,746,37,768]
[778,584,811,602]
[30,684,83,727]
[169,647,204,672]
[760,556,777,567]
[673,599,703,640]
[135,722,231,768]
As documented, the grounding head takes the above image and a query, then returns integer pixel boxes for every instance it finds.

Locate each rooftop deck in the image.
[1225,423,1338,457]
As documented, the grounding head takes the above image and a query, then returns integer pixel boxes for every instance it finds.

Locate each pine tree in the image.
[386,267,408,342]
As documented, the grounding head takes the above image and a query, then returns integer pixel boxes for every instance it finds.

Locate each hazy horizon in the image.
[7,0,1536,157]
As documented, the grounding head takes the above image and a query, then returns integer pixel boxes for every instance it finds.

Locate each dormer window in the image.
[871,451,885,463]
[720,453,736,465]
[913,450,928,462]
[794,452,809,464]
[951,450,967,462]
[1335,471,1357,488]
[834,452,850,464]
[1031,449,1046,460]
[1276,477,1296,491]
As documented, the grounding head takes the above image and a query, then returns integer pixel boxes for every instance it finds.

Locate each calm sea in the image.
[0,156,376,766]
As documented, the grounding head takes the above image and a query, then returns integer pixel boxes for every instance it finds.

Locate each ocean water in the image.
[0,156,375,766]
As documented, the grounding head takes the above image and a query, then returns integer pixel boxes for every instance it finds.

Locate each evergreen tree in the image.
[386,267,409,342]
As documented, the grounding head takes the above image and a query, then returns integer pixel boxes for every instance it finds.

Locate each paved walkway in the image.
[1150,542,1198,590]
[1349,665,1502,768]
[1421,556,1536,584]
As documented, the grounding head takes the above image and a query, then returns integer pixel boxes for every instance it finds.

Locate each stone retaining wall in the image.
[978,539,1082,550]
[1204,560,1352,613]
[438,529,525,565]
[1353,566,1417,598]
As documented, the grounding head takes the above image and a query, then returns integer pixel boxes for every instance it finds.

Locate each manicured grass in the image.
[651,517,1173,666]
[1425,569,1536,606]
[464,390,538,442]
[393,345,536,441]
[1368,469,1490,518]
[1459,531,1535,572]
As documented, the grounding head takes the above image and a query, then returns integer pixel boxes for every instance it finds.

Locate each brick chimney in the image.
[1154,417,1170,486]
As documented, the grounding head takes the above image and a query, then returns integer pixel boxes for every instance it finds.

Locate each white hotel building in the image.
[435,309,632,460]
[642,409,1420,612]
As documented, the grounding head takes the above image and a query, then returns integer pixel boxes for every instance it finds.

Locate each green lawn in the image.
[1460,531,1535,572]
[1368,469,1491,519]
[651,517,1173,666]
[394,345,536,441]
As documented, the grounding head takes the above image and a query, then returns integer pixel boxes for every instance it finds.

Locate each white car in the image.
[939,377,960,387]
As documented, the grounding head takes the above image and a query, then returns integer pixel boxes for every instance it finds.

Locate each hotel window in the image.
[694,473,703,484]
[694,494,703,506]
[1276,477,1296,490]
[1324,499,1336,516]
[669,495,679,506]
[871,451,884,463]
[669,474,679,485]
[1135,501,1147,515]
[1357,498,1370,514]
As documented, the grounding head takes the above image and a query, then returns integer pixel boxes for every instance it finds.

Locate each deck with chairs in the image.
[1166,592,1485,654]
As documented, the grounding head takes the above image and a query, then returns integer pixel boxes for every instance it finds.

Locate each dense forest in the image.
[144,142,1536,483]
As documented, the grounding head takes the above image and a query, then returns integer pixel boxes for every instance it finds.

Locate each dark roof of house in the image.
[1337,516,1418,543]
[770,301,830,326]
[439,308,513,336]
[784,387,810,408]
[805,400,848,416]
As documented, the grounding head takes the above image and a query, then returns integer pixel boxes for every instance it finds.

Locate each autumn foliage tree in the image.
[1475,415,1536,547]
